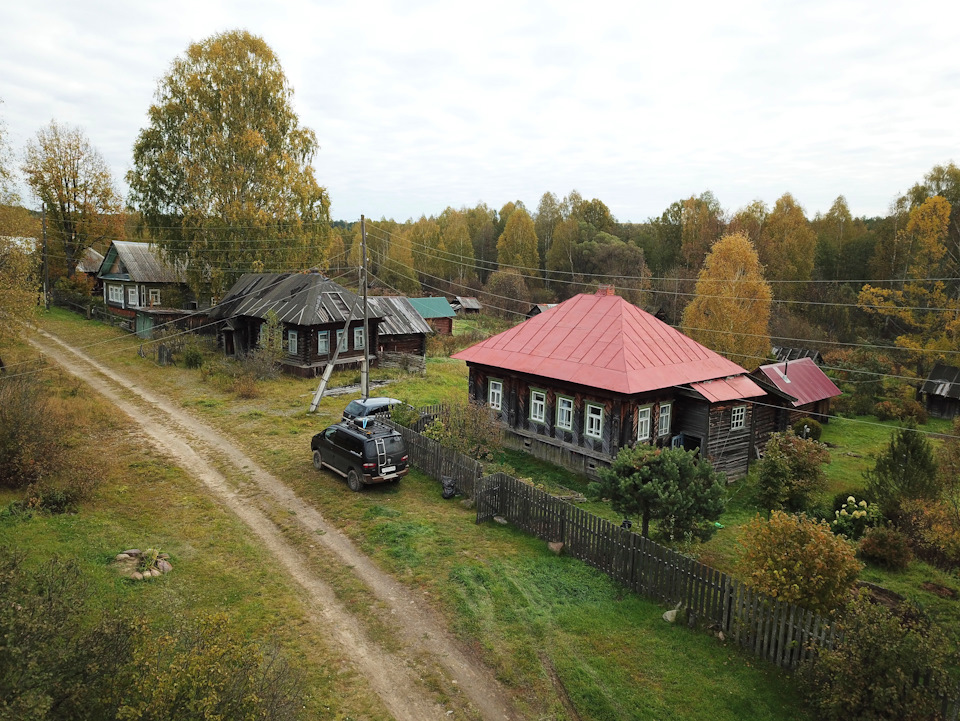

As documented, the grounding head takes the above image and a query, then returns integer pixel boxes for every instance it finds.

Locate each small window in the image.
[354,326,365,350]
[148,288,160,305]
[108,285,123,303]
[731,405,746,430]
[127,286,139,307]
[488,379,503,410]
[556,396,574,430]
[658,402,672,437]
[318,331,329,355]
[585,403,603,439]
[336,329,346,352]
[287,329,298,355]
[637,405,652,442]
[530,389,546,423]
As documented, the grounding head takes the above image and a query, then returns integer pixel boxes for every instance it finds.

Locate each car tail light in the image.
[362,462,376,470]
[401,455,408,462]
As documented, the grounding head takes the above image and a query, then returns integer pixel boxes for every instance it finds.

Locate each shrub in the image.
[873,400,899,422]
[864,423,940,519]
[799,594,958,721]
[421,401,503,460]
[831,495,883,540]
[874,399,928,424]
[791,417,822,440]
[239,347,280,380]
[859,526,913,570]
[0,374,69,489]
[182,345,203,369]
[898,498,960,569]
[755,431,830,513]
[899,399,928,424]
[232,373,260,399]
[739,511,862,615]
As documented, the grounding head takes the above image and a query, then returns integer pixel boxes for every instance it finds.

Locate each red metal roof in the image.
[754,357,841,407]
[452,293,753,395]
[690,376,766,403]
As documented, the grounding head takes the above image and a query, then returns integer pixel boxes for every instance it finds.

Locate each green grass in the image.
[20,308,832,719]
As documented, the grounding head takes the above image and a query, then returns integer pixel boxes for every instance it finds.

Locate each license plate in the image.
[380,465,395,474]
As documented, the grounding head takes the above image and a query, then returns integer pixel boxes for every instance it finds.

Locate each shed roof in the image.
[98,240,182,283]
[208,272,383,327]
[366,296,432,336]
[772,346,823,364]
[690,376,766,403]
[408,297,456,319]
[76,247,104,274]
[452,292,754,395]
[921,363,960,400]
[455,296,482,310]
[753,357,841,407]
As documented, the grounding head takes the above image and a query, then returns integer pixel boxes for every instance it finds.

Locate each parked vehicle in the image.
[311,419,409,491]
[342,396,403,421]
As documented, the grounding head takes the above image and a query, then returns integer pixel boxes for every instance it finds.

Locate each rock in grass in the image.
[662,609,678,623]
[493,516,508,525]
[548,541,564,555]
[115,553,131,561]
[131,572,143,581]
[157,559,173,573]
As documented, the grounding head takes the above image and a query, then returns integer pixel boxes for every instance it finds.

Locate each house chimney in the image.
[596,284,615,296]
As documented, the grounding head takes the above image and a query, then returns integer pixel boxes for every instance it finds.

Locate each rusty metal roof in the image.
[690,376,766,403]
[754,357,841,407]
[921,363,960,400]
[366,296,432,336]
[209,272,383,327]
[452,293,753,395]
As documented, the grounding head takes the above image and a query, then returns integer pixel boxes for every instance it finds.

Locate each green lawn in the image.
[21,307,819,721]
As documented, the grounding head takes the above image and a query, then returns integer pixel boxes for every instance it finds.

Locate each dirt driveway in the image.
[30,328,520,721]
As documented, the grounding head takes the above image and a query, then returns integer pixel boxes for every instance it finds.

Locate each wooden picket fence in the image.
[393,418,960,716]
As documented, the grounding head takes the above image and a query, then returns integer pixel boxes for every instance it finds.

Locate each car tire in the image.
[347,469,363,492]
[312,449,323,471]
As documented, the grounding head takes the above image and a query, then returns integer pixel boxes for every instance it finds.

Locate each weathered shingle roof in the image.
[408,297,456,319]
[453,292,756,395]
[921,363,960,400]
[455,296,482,311]
[366,296,432,336]
[98,240,182,283]
[772,346,823,364]
[209,272,383,327]
[76,247,104,274]
[753,357,841,407]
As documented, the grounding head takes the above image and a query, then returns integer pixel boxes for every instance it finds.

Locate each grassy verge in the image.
[26,308,820,719]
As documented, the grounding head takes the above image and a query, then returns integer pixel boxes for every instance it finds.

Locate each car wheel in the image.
[312,449,323,471]
[347,469,363,492]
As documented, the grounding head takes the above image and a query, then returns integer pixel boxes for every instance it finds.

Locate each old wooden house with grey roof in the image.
[921,363,960,419]
[452,287,767,479]
[208,271,385,377]
[366,296,432,356]
[97,240,202,337]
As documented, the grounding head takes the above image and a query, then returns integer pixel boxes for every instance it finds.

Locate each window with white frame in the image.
[353,326,365,350]
[148,288,160,305]
[658,402,672,437]
[556,396,574,430]
[637,405,652,442]
[488,379,503,410]
[585,403,604,439]
[317,331,329,355]
[530,389,546,423]
[127,287,139,307]
[108,285,123,303]
[287,329,298,355]
[731,405,746,430]
[336,329,345,352]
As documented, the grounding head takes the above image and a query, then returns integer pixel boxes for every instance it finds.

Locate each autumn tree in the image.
[757,193,816,297]
[464,203,498,282]
[496,207,539,282]
[545,216,580,298]
[438,208,476,286]
[482,269,530,318]
[858,196,958,375]
[408,216,448,284]
[679,191,725,270]
[377,227,421,295]
[534,191,562,271]
[727,200,767,248]
[681,232,772,369]
[21,121,124,278]
[589,445,726,541]
[128,30,330,299]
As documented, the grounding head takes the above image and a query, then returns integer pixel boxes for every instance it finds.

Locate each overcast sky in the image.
[2,0,959,223]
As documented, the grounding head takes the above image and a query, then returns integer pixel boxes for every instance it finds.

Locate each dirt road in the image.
[30,328,520,721]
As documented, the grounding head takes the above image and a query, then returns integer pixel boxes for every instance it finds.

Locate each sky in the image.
[2,0,959,224]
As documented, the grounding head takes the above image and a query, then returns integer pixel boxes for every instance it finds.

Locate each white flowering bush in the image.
[831,495,883,540]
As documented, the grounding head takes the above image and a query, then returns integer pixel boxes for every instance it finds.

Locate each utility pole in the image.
[361,215,369,399]
[42,204,49,310]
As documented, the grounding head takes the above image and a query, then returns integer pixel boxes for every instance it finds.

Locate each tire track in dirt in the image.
[30,329,520,721]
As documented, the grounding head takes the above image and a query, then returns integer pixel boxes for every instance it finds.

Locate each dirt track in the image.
[30,328,520,721]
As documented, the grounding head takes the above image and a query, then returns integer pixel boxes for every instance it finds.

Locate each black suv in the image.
[311,420,409,491]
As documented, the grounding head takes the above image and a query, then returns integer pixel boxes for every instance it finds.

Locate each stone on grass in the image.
[547,541,564,555]
[493,516,508,525]
[115,553,131,561]
[122,549,142,557]
[662,609,678,623]
[157,559,173,573]
[131,572,143,581]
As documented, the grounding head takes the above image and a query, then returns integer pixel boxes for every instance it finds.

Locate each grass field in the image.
[7,306,823,720]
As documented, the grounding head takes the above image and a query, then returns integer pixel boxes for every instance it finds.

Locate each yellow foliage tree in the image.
[858,195,959,376]
[496,208,540,282]
[757,193,816,298]
[681,232,772,369]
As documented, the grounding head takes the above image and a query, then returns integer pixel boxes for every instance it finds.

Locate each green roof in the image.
[408,297,456,319]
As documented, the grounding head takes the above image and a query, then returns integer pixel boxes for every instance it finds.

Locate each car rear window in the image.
[366,435,406,455]
[344,400,366,417]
